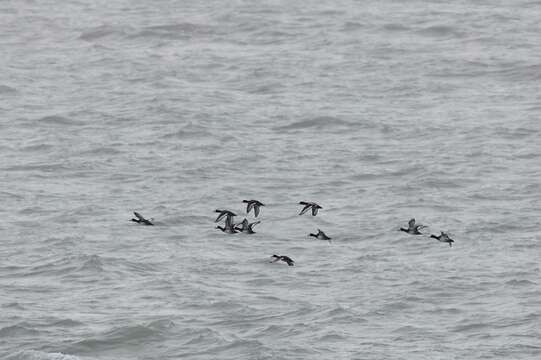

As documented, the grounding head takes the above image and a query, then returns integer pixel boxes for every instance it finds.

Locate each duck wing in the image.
[235,218,248,231]
[134,212,145,221]
[248,221,261,231]
[215,211,228,222]
[215,210,235,223]
[225,215,236,229]
[299,204,311,215]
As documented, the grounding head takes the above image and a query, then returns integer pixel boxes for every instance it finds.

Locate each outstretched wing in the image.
[299,204,311,215]
[311,206,319,216]
[236,218,248,231]
[254,205,260,217]
[215,211,227,223]
[246,201,254,215]
[134,212,144,221]
[249,221,261,231]
[225,215,236,229]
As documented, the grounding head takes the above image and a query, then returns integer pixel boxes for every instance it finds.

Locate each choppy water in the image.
[2,1,541,359]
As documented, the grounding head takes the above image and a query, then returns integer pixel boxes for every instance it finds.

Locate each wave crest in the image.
[273,116,354,132]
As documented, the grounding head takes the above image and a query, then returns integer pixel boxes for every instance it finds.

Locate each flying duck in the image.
[235,218,260,234]
[400,218,426,235]
[216,216,238,234]
[430,232,454,247]
[270,254,295,266]
[298,201,322,216]
[131,212,154,226]
[242,199,265,217]
[309,229,331,242]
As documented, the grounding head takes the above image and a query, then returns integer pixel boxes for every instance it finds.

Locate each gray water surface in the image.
[1,1,541,359]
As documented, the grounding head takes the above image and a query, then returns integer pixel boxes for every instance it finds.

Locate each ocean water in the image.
[1,1,541,359]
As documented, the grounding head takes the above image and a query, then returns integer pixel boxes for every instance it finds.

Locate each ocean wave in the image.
[2,302,26,310]
[20,254,154,279]
[128,23,215,40]
[181,338,268,359]
[342,21,364,32]
[505,279,536,287]
[66,321,174,354]
[49,319,85,328]
[6,350,85,360]
[77,254,104,273]
[180,327,224,346]
[161,122,211,139]
[415,177,464,189]
[452,322,489,333]
[78,146,123,156]
[416,24,462,38]
[78,25,128,41]
[493,126,539,139]
[3,163,69,172]
[382,23,410,32]
[38,115,82,126]
[0,323,40,337]
[0,190,24,199]
[273,116,355,132]
[20,144,55,152]
[0,84,17,94]
[496,63,541,81]
[43,236,82,246]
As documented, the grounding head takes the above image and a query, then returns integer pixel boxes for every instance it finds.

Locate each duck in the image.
[235,218,260,234]
[400,218,426,235]
[270,254,295,266]
[309,229,331,242]
[216,216,238,234]
[242,199,264,217]
[216,225,238,234]
[298,201,322,216]
[215,209,237,223]
[430,232,454,247]
[131,212,154,226]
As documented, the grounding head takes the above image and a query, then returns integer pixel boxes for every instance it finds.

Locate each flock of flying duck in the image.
[400,218,455,247]
[213,200,331,266]
[131,201,454,267]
